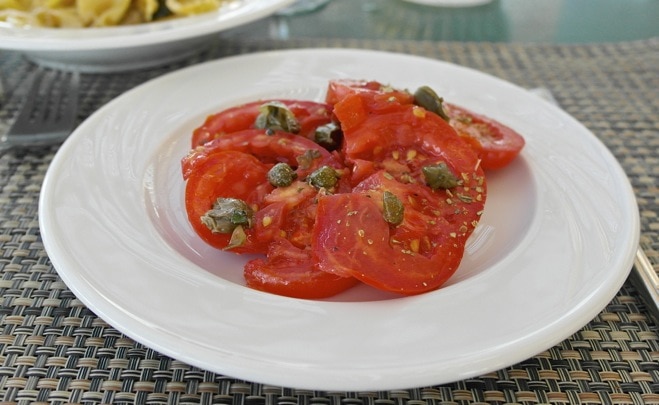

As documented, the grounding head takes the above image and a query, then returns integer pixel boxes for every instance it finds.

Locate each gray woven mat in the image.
[1,38,658,404]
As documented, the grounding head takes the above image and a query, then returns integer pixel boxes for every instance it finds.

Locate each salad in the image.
[181,79,525,299]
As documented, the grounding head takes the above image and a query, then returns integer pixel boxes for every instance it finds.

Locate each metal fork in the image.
[1,68,80,155]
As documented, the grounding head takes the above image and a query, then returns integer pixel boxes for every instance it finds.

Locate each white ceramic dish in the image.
[0,0,293,72]
[39,49,639,391]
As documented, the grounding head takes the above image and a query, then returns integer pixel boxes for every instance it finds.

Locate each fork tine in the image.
[60,71,80,129]
[5,68,79,143]
[10,69,47,134]
[32,70,57,126]
[35,70,80,130]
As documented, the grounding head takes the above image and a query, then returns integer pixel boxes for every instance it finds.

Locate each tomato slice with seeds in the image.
[184,129,355,295]
[326,79,415,107]
[313,171,482,295]
[333,92,483,186]
[184,150,272,254]
[183,79,503,299]
[191,99,333,147]
[313,191,464,295]
[443,103,525,170]
[183,129,347,181]
[327,79,524,170]
[311,91,486,295]
[183,128,351,249]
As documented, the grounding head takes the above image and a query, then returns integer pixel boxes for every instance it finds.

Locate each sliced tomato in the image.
[328,79,525,170]
[244,238,358,299]
[312,91,486,295]
[184,129,351,264]
[311,193,463,295]
[353,171,483,240]
[443,103,525,170]
[191,99,333,147]
[183,129,347,180]
[312,171,480,295]
[326,79,414,107]
[183,80,499,299]
[333,92,483,187]
[184,150,272,253]
[255,181,321,249]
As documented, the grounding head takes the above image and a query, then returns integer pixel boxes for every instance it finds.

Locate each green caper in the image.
[382,191,404,225]
[254,101,301,133]
[308,165,339,189]
[423,162,459,189]
[200,197,253,234]
[413,86,450,121]
[268,162,297,187]
[314,122,342,150]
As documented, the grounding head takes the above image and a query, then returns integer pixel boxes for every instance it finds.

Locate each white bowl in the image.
[0,0,294,72]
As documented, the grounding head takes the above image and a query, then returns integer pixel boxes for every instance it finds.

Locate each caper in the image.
[413,86,450,122]
[254,101,301,133]
[314,122,342,150]
[382,191,404,225]
[268,162,297,187]
[200,197,253,234]
[308,165,339,189]
[423,162,459,189]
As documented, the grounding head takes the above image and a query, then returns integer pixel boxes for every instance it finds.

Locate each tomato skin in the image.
[443,103,525,170]
[191,99,333,147]
[244,238,358,299]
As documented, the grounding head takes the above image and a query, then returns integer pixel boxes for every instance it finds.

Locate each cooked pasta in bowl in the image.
[0,0,294,72]
[0,0,231,28]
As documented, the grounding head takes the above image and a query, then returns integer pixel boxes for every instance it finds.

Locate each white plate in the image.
[39,49,639,390]
[0,0,293,72]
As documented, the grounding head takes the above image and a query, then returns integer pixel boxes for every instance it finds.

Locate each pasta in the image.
[0,0,227,27]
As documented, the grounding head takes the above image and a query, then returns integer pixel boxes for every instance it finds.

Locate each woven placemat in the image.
[1,38,658,404]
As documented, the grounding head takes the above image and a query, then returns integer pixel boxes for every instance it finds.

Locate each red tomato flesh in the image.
[327,79,524,170]
[312,91,486,294]
[191,99,333,147]
[183,130,344,252]
[182,129,341,180]
[444,103,525,170]
[312,191,465,294]
[244,239,358,299]
[184,150,272,254]
[326,79,415,107]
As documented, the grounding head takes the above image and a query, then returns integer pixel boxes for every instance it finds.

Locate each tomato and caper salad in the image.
[181,79,525,299]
